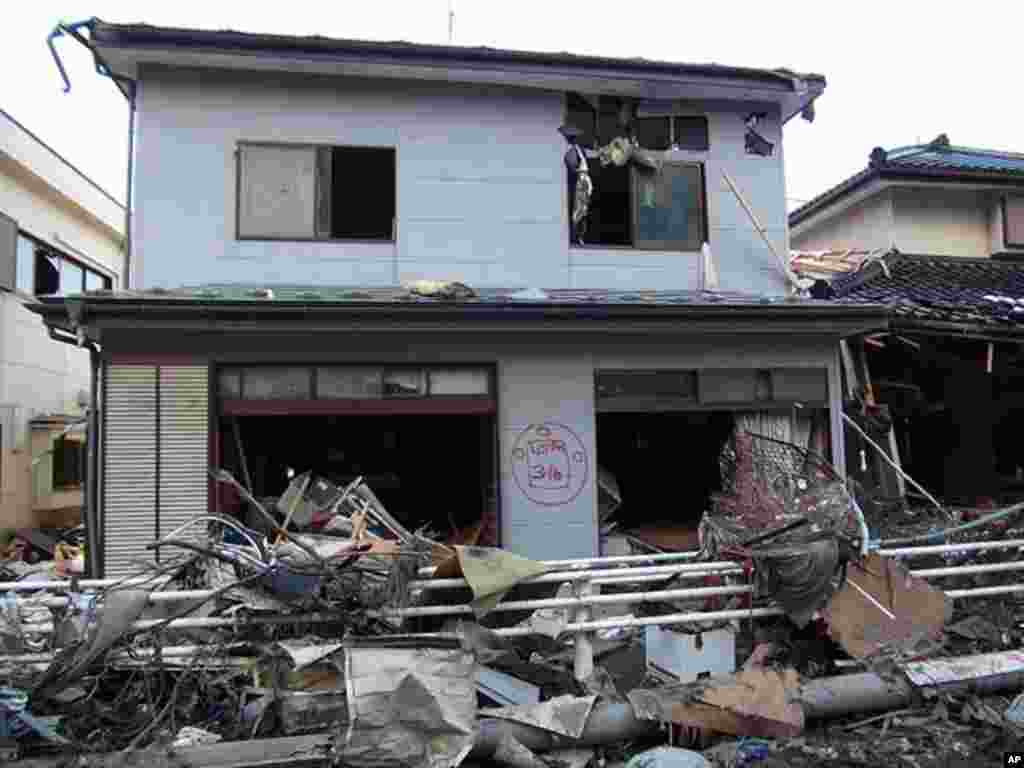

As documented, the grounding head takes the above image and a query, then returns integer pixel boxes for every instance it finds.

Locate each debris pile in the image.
[1,430,1024,768]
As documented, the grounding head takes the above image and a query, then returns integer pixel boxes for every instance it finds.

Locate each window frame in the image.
[52,433,86,491]
[1003,196,1024,249]
[15,232,114,298]
[235,141,398,244]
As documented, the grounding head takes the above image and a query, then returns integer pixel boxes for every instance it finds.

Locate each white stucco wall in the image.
[133,67,790,295]
[890,187,991,257]
[0,120,124,522]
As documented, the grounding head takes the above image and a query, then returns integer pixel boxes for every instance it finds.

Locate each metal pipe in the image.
[879,539,1024,557]
[945,584,1024,599]
[416,550,702,577]
[86,343,101,578]
[910,560,1024,578]
[409,561,741,591]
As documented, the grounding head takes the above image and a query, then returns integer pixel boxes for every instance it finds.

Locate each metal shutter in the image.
[103,365,157,578]
[158,366,210,541]
[103,364,210,577]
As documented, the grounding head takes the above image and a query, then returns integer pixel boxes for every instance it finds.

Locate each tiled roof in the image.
[789,135,1024,227]
[831,253,1024,330]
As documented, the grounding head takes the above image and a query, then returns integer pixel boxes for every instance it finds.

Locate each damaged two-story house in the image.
[33,20,886,576]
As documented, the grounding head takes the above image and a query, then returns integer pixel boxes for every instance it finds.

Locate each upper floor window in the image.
[16,234,112,296]
[1004,196,1024,249]
[237,143,396,242]
[563,95,708,251]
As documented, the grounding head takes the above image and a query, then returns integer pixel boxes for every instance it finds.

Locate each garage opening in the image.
[595,369,832,552]
[215,365,498,546]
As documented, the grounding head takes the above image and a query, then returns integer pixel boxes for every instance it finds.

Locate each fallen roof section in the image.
[829,251,1024,336]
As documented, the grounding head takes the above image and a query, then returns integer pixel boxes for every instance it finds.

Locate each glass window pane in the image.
[317,368,382,398]
[243,367,311,399]
[16,236,34,294]
[218,368,242,398]
[596,371,697,400]
[383,370,426,397]
[85,270,107,292]
[59,260,83,296]
[429,369,489,396]
[633,163,704,251]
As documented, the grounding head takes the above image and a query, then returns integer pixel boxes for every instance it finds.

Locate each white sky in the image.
[4,1,1024,211]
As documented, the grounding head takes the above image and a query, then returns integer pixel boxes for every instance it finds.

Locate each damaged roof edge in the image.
[90,20,825,94]
[27,296,889,339]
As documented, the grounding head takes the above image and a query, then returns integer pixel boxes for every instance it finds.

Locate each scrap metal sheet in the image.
[902,650,1024,687]
[335,645,477,768]
[482,695,598,739]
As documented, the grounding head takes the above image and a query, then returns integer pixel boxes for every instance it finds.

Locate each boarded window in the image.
[238,144,395,241]
[1005,197,1024,248]
[238,145,317,239]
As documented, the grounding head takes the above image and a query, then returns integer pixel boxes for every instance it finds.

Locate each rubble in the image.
[3,444,1024,768]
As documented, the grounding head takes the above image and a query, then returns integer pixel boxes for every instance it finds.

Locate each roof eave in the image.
[91,21,822,110]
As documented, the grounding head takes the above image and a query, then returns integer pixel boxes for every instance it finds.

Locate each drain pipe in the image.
[85,342,102,578]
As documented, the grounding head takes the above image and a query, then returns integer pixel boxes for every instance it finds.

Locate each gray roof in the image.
[90,20,824,89]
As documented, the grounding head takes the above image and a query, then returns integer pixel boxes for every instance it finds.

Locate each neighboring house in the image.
[789,137,1024,508]
[35,20,886,576]
[0,108,123,528]
[790,134,1024,259]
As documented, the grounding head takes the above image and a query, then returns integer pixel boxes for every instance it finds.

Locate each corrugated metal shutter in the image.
[103,364,210,578]
[158,366,209,541]
[103,365,157,578]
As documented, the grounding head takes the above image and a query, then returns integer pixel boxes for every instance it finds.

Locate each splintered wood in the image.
[823,553,952,660]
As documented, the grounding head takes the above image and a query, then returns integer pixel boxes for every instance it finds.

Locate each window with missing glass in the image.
[237,143,396,241]
[53,435,85,489]
[13,234,112,296]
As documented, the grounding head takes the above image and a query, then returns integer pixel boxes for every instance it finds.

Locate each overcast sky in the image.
[5,1,1024,211]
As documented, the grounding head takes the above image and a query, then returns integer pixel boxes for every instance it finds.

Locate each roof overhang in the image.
[91,22,825,123]
[790,172,1024,235]
[29,295,888,344]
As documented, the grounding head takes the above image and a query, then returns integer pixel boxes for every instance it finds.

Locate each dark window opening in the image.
[673,117,710,151]
[220,413,496,547]
[634,117,672,151]
[53,436,85,490]
[237,143,395,242]
[585,164,632,247]
[329,147,395,240]
[632,116,708,152]
[35,251,60,296]
[565,94,597,149]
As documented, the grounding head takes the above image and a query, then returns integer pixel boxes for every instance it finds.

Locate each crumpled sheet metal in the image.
[334,644,477,768]
[751,538,841,628]
[34,589,150,700]
[482,695,598,740]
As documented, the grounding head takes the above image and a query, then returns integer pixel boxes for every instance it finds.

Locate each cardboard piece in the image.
[822,553,952,660]
[627,668,804,738]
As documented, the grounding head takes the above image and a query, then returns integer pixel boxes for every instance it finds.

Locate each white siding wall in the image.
[133,67,789,295]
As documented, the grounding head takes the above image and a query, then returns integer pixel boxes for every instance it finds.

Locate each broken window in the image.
[237,143,395,241]
[15,234,111,296]
[53,435,85,489]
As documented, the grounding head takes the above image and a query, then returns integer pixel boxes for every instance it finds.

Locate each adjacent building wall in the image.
[100,329,841,565]
[791,190,894,253]
[133,66,789,295]
[0,120,123,527]
[890,187,991,258]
